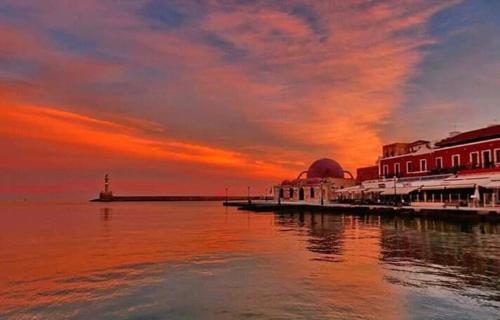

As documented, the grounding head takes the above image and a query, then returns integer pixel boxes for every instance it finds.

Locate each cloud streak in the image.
[0,103,297,178]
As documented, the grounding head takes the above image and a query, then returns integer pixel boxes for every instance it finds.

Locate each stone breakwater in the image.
[91,196,271,202]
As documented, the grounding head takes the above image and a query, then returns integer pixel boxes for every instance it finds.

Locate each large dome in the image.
[306,158,344,179]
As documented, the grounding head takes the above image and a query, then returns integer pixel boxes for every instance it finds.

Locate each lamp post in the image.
[225,187,228,204]
[247,186,251,204]
[320,180,324,206]
[393,175,397,206]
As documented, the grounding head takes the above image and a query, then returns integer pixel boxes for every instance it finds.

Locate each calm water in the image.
[0,202,498,320]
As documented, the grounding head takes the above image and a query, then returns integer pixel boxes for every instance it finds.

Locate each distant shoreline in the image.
[90,196,270,202]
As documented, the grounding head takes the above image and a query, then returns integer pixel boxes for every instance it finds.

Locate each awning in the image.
[335,186,365,194]
[381,187,419,195]
[421,183,475,191]
[364,187,387,193]
[482,181,500,189]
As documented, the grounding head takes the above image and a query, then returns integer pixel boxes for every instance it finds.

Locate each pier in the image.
[91,195,270,202]
[224,200,500,221]
[91,174,271,202]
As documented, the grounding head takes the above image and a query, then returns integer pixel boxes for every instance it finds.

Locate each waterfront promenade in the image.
[224,200,500,221]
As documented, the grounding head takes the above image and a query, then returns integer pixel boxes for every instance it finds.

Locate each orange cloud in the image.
[195,1,459,171]
[0,103,297,180]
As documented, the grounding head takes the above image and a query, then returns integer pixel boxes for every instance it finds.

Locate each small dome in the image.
[307,158,344,179]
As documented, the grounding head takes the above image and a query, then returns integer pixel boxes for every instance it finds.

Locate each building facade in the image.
[273,158,355,204]
[356,125,500,182]
[350,125,500,208]
[378,125,500,179]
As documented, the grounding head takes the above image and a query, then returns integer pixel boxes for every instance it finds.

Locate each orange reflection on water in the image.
[273,212,407,319]
[0,202,276,312]
[1,202,498,319]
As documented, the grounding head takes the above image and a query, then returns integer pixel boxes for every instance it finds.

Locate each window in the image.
[435,157,443,169]
[406,161,413,173]
[310,187,315,198]
[482,150,492,168]
[289,188,294,198]
[495,148,500,165]
[394,163,400,176]
[452,154,460,167]
[420,159,427,172]
[470,152,479,168]
[299,188,304,200]
[383,165,389,177]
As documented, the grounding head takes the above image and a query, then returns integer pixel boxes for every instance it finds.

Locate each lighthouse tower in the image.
[99,174,113,201]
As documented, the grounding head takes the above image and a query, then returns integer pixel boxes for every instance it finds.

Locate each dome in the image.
[306,158,344,179]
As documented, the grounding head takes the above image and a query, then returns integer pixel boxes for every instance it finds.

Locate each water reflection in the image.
[380,218,500,305]
[99,207,112,221]
[274,211,500,309]
[275,212,347,261]
[0,202,498,319]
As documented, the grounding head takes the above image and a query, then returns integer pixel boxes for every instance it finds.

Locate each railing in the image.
[376,163,500,181]
[363,173,453,185]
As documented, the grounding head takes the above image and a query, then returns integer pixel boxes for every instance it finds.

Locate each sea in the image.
[0,201,498,319]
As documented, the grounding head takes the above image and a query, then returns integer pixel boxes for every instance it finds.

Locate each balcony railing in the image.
[381,162,499,179]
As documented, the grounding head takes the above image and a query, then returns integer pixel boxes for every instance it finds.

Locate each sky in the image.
[1,0,499,200]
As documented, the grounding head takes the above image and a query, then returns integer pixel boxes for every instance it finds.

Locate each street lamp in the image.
[225,187,228,204]
[320,180,324,206]
[247,186,251,204]
[393,175,397,206]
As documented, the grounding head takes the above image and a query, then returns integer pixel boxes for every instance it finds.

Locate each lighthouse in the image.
[99,174,114,201]
[104,174,110,193]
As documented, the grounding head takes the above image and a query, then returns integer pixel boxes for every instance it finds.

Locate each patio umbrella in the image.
[473,184,480,199]
[472,184,480,206]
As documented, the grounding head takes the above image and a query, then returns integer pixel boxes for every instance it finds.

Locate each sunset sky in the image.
[1,0,499,199]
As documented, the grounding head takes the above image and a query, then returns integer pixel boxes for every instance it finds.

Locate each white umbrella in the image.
[471,184,480,207]
[473,184,480,199]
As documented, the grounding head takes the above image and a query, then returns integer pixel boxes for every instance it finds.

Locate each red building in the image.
[356,166,379,184]
[357,125,500,182]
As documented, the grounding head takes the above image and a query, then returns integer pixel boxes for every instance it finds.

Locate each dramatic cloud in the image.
[1,0,497,199]
[1,103,299,176]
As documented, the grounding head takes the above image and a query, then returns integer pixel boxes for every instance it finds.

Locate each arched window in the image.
[289,188,294,199]
[310,187,315,198]
[279,188,284,198]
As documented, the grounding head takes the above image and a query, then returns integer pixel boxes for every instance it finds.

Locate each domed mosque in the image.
[273,158,355,203]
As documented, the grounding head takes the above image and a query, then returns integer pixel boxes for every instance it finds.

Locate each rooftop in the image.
[435,124,500,147]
